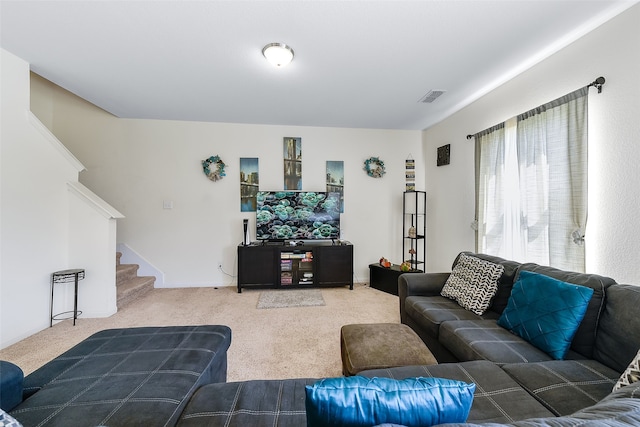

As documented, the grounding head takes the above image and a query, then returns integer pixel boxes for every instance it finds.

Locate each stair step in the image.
[116,263,139,286]
[115,251,157,309]
[117,275,155,309]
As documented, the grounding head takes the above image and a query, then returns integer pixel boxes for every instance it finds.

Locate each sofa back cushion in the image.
[593,284,640,373]
[453,252,522,315]
[518,263,615,359]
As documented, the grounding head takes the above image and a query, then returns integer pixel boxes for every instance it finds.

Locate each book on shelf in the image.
[281,271,292,285]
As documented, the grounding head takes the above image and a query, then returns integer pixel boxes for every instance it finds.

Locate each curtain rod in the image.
[466,76,605,140]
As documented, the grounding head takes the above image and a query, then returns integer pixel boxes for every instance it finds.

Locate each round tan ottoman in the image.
[340,323,437,376]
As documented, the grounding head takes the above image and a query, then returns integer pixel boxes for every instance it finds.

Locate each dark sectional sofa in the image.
[4,252,640,426]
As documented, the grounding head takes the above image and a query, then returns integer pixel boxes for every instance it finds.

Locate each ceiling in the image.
[1,1,635,131]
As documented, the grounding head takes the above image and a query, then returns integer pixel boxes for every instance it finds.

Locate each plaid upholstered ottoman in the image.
[10,325,231,427]
[340,323,437,376]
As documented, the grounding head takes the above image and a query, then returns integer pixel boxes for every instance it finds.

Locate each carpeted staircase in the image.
[116,252,155,308]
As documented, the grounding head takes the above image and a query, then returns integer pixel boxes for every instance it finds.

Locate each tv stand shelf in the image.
[237,242,353,293]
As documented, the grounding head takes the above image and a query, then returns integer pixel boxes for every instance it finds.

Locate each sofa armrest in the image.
[398,272,450,321]
[0,361,23,412]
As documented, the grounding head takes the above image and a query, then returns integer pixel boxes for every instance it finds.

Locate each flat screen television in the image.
[256,191,341,241]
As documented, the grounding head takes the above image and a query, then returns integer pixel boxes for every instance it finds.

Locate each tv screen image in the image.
[256,191,341,241]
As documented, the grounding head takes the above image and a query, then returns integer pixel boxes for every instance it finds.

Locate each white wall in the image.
[1,49,122,349]
[1,49,73,347]
[423,4,640,284]
[68,183,120,318]
[0,52,59,347]
[30,75,424,287]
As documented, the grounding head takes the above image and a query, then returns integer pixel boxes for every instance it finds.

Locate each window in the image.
[475,87,588,272]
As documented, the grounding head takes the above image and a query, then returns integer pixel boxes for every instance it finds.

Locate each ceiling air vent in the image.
[418,90,446,103]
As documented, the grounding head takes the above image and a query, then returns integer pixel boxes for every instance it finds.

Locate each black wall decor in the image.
[437,144,450,166]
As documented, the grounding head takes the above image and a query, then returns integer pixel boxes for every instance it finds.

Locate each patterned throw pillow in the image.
[614,349,640,391]
[441,253,504,315]
[0,409,22,427]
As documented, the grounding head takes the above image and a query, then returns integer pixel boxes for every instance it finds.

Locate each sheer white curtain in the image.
[475,87,588,271]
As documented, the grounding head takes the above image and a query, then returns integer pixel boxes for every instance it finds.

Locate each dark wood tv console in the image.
[237,242,353,293]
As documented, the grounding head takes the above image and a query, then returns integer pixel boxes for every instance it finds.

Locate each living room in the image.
[2,1,640,426]
[1,0,639,350]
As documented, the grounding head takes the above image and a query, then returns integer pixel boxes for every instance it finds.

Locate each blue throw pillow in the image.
[305,376,475,427]
[497,270,594,360]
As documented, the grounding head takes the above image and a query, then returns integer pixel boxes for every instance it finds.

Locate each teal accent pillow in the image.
[305,376,475,427]
[497,270,594,360]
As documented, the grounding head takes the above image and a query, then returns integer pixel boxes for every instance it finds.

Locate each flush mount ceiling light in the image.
[262,43,294,67]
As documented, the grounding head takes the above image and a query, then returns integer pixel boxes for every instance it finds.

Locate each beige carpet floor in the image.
[0,283,399,382]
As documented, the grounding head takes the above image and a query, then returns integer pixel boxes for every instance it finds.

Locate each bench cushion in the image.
[11,325,231,427]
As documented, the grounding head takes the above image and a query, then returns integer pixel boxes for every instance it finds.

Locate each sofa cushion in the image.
[497,271,594,360]
[305,376,475,427]
[177,378,316,426]
[614,349,640,391]
[439,320,558,364]
[519,263,615,358]
[442,253,505,315]
[359,360,554,424]
[501,359,621,416]
[593,284,640,373]
[438,381,640,426]
[404,296,498,339]
[11,325,231,427]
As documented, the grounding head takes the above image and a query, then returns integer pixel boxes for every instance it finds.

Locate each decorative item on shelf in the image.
[408,226,417,238]
[408,248,417,270]
[400,261,411,272]
[364,157,386,178]
[379,257,391,268]
[202,155,226,181]
[405,154,415,191]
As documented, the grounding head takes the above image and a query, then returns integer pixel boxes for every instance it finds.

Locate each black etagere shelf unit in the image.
[402,191,426,271]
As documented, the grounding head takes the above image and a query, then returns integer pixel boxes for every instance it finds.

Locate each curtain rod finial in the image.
[589,76,605,93]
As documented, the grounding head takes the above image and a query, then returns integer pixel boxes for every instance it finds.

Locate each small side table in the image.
[369,263,422,296]
[50,268,85,327]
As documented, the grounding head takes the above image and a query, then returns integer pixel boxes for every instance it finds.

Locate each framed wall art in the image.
[437,144,451,166]
[326,160,344,212]
[284,137,302,190]
[240,157,259,212]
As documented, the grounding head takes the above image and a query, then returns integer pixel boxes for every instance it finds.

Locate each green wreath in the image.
[202,155,226,182]
[364,156,386,178]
